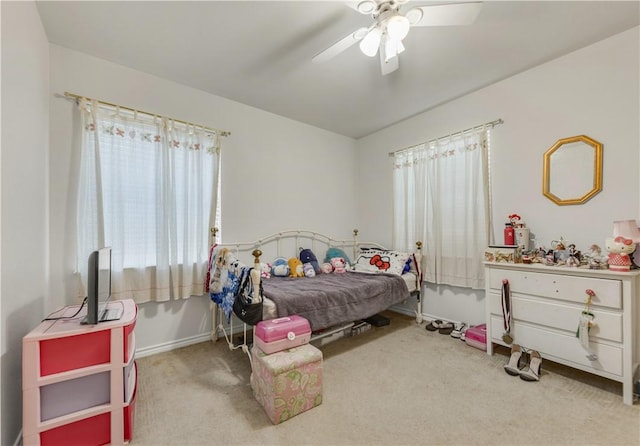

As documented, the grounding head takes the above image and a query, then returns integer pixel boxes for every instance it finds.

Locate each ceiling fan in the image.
[312,1,483,75]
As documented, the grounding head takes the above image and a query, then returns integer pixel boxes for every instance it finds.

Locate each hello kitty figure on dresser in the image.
[605,236,636,272]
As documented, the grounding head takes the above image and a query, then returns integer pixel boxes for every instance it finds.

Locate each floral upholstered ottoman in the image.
[250,343,323,424]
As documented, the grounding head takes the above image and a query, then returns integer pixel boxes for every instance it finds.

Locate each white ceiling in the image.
[35,1,639,139]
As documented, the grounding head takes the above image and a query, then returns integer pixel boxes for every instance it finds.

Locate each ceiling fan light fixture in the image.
[383,36,405,63]
[386,14,410,41]
[359,26,382,57]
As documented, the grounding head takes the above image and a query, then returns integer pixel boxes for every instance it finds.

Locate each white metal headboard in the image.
[210,228,389,266]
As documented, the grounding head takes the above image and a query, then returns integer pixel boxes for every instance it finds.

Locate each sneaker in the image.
[450,323,467,339]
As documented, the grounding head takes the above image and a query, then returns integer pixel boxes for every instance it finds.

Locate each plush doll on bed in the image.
[299,248,321,274]
[288,257,305,277]
[303,262,316,277]
[330,257,346,274]
[271,257,290,277]
[260,262,272,279]
[321,262,333,274]
[325,247,351,266]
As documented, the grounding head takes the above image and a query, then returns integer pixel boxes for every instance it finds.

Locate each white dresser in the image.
[484,262,639,405]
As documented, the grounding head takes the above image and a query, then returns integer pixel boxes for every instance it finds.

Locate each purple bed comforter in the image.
[261,271,410,331]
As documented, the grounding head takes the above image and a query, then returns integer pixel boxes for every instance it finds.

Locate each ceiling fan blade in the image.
[380,52,399,75]
[407,2,482,27]
[312,27,369,64]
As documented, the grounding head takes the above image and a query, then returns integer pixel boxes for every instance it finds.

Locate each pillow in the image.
[354,248,410,275]
[325,247,351,266]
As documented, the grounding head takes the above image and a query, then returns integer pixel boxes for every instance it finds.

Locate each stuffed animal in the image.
[288,257,305,277]
[260,262,272,279]
[606,236,636,272]
[271,257,290,277]
[321,262,333,274]
[303,262,316,278]
[325,247,351,266]
[330,257,346,274]
[299,248,321,273]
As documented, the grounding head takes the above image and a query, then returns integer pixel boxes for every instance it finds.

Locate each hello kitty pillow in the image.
[354,248,410,275]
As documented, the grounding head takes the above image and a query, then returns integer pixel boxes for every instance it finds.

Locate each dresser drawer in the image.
[487,269,621,309]
[487,292,622,342]
[489,316,623,377]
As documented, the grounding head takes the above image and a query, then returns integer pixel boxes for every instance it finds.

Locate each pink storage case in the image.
[465,323,487,351]
[254,315,311,354]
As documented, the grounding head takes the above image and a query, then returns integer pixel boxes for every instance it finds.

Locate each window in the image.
[76,99,221,303]
[392,125,492,289]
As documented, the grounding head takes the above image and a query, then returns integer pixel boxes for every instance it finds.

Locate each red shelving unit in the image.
[23,299,137,445]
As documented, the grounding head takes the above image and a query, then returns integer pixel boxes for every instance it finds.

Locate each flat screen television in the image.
[82,247,119,324]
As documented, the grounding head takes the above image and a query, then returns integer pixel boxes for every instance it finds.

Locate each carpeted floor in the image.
[132,312,640,445]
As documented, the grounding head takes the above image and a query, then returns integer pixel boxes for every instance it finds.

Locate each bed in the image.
[208,229,423,359]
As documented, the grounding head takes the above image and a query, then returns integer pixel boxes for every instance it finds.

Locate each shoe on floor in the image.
[438,321,455,335]
[520,350,542,382]
[425,319,443,332]
[504,344,524,376]
[450,323,467,339]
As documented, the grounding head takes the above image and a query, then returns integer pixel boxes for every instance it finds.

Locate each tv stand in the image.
[22,299,137,445]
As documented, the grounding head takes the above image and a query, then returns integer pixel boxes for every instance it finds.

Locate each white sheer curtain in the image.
[76,99,220,303]
[393,127,490,289]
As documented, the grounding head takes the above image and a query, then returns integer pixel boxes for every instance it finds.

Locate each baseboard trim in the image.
[388,304,419,319]
[134,310,439,360]
[135,332,212,358]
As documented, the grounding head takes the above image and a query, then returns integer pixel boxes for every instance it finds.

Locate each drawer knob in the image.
[584,289,596,307]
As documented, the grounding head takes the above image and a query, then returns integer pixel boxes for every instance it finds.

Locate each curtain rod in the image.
[62,91,231,137]
[388,118,503,157]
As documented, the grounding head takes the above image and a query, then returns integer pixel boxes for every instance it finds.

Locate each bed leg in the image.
[414,241,424,324]
[415,291,423,324]
[211,302,218,342]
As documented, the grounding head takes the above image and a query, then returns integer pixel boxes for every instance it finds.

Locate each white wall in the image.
[0,2,50,444]
[356,27,640,325]
[48,45,358,354]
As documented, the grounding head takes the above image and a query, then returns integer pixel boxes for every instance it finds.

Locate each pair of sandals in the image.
[425,319,455,335]
[504,344,542,381]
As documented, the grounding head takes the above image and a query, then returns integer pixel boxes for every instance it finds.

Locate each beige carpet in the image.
[132,312,640,445]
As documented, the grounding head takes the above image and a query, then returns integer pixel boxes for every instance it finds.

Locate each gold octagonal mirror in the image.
[543,135,603,205]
